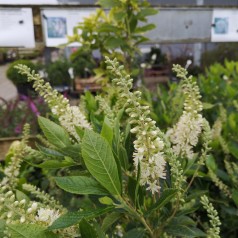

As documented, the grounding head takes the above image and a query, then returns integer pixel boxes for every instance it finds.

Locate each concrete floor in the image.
[0,64,17,101]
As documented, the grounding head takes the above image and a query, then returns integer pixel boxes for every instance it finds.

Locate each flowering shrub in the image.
[0,59,222,237]
[142,60,238,237]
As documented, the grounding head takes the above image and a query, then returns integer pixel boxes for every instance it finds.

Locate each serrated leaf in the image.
[82,129,121,195]
[123,228,145,238]
[101,117,113,146]
[146,189,177,216]
[55,176,109,195]
[80,219,98,238]
[38,117,71,148]
[48,206,114,230]
[165,225,206,237]
[7,224,57,238]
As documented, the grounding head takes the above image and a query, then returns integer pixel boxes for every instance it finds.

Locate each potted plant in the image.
[45,59,71,93]
[6,59,37,96]
[70,48,99,92]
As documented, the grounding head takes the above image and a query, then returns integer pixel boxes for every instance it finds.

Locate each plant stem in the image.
[117,196,154,237]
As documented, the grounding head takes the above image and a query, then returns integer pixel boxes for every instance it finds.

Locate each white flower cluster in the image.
[128,104,166,194]
[105,57,166,194]
[15,65,91,141]
[167,64,204,159]
[35,208,60,225]
[53,105,92,141]
[167,112,204,159]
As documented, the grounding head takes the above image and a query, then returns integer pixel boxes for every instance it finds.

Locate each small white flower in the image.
[36,208,60,225]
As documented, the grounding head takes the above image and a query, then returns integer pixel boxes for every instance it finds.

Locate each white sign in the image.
[0,8,35,48]
[0,0,58,4]
[41,8,94,47]
[211,9,238,42]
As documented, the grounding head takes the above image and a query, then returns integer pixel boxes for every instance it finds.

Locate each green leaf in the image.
[80,219,98,238]
[104,37,125,49]
[48,206,114,230]
[58,144,81,161]
[101,117,113,146]
[202,102,215,110]
[7,224,57,238]
[0,220,6,237]
[34,159,76,169]
[97,0,121,8]
[98,24,121,33]
[135,24,155,33]
[99,196,114,205]
[75,125,85,140]
[123,228,145,238]
[36,143,65,158]
[82,129,121,195]
[146,189,177,216]
[38,117,71,148]
[165,225,206,237]
[118,145,129,170]
[205,155,217,171]
[16,190,30,204]
[137,8,158,19]
[232,189,238,207]
[228,140,238,160]
[55,176,109,195]
[102,212,121,232]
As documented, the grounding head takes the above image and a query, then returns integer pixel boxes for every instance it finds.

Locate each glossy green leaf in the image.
[38,117,71,148]
[82,129,121,195]
[55,176,109,195]
[48,206,114,230]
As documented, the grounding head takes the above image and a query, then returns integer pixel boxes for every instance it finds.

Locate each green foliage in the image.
[68,0,158,83]
[82,129,121,195]
[70,48,96,78]
[46,60,70,86]
[6,59,37,85]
